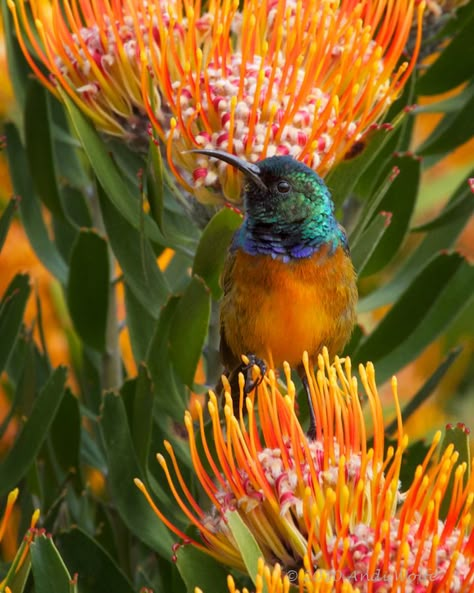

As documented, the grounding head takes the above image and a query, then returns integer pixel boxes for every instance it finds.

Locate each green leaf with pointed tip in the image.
[98,184,169,318]
[226,511,268,592]
[361,155,420,276]
[412,179,474,233]
[147,137,165,231]
[417,4,474,95]
[384,348,462,436]
[100,391,175,556]
[56,528,135,593]
[0,196,19,254]
[176,545,228,593]
[351,212,391,276]
[0,273,31,376]
[132,363,154,473]
[50,388,81,488]
[60,91,165,245]
[170,276,211,388]
[5,123,68,283]
[193,208,243,299]
[439,424,471,520]
[146,297,187,419]
[67,229,109,352]
[0,366,67,496]
[25,83,68,219]
[124,284,157,363]
[417,86,474,158]
[0,1,30,108]
[30,535,74,593]
[326,124,400,207]
[358,173,473,312]
[354,253,474,383]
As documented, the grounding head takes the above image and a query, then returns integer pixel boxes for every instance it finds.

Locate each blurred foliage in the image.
[0,0,473,591]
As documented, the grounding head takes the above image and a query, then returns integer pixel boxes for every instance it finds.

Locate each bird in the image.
[192,149,358,438]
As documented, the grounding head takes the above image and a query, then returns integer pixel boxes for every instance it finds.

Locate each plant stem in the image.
[90,189,123,391]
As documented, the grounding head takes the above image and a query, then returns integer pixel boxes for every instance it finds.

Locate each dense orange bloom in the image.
[9,0,425,203]
[142,0,425,202]
[137,351,474,592]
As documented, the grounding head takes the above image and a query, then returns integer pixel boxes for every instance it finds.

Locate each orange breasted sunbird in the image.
[194,149,358,437]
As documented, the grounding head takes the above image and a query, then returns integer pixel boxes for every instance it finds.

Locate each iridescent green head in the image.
[191,150,347,260]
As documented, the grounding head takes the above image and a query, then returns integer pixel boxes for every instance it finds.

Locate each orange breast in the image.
[220,245,357,368]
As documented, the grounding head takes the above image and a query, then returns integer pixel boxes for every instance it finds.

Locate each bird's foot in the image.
[241,354,267,394]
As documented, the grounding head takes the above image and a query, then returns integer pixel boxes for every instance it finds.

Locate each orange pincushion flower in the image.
[10,0,424,203]
[140,0,425,202]
[136,350,474,592]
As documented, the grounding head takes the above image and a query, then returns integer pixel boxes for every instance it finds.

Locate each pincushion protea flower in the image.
[141,0,426,203]
[8,0,153,141]
[136,350,474,592]
[10,0,425,202]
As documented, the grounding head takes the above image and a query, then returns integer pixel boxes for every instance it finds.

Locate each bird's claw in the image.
[242,354,267,393]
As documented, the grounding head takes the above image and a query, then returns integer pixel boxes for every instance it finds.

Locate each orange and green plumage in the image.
[194,150,357,419]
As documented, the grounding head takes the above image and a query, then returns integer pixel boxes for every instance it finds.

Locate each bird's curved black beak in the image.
[188,149,267,191]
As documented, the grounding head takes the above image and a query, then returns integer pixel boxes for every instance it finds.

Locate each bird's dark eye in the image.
[276,180,291,193]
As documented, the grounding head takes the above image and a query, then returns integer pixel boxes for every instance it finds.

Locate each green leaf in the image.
[351,211,391,276]
[384,347,462,436]
[60,91,165,245]
[359,173,473,312]
[147,136,165,231]
[67,229,109,351]
[354,254,474,383]
[0,273,31,376]
[349,165,399,245]
[146,297,187,419]
[0,196,19,254]
[124,283,157,363]
[226,511,268,592]
[99,391,175,556]
[98,184,169,318]
[176,545,228,593]
[5,123,68,283]
[193,208,243,299]
[326,124,400,207]
[439,423,471,520]
[417,6,474,95]
[25,83,68,219]
[50,388,81,488]
[30,534,74,593]
[170,276,211,388]
[132,363,154,473]
[417,88,474,158]
[0,366,67,496]
[56,528,135,593]
[361,155,420,276]
[0,1,30,108]
[411,178,474,233]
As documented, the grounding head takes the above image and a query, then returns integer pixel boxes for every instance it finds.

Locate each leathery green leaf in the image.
[0,366,67,496]
[99,391,175,556]
[67,229,109,352]
[30,534,75,593]
[176,545,228,593]
[226,511,268,593]
[169,276,211,388]
[0,273,31,376]
[193,207,243,299]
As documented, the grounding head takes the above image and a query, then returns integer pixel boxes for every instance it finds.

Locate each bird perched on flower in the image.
[193,149,358,436]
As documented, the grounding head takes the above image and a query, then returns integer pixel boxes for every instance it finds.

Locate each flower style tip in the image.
[137,350,474,592]
[142,0,426,203]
